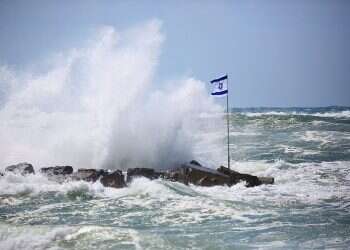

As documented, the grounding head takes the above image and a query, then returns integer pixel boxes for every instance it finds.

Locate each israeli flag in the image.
[211,75,228,96]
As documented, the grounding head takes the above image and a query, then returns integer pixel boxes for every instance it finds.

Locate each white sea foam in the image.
[0,223,147,250]
[0,172,106,197]
[195,160,350,205]
[230,131,261,136]
[276,144,304,154]
[245,111,290,117]
[301,150,321,156]
[299,130,350,146]
[0,224,75,250]
[2,160,348,223]
[312,110,350,118]
[0,160,349,250]
[244,110,350,118]
[1,158,349,206]
[301,131,330,145]
[0,20,222,170]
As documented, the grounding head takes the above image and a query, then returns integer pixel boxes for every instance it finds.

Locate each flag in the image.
[210,75,228,96]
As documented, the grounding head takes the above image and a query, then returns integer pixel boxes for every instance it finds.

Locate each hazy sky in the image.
[0,0,349,107]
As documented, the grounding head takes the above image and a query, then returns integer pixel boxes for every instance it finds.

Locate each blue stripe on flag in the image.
[210,75,228,83]
[211,90,228,95]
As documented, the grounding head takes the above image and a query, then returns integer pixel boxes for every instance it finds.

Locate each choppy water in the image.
[1,107,350,249]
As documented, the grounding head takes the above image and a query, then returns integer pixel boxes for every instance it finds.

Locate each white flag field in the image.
[210,75,228,96]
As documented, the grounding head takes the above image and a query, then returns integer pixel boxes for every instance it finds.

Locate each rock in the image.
[216,166,262,187]
[40,166,73,176]
[126,168,163,182]
[189,160,202,166]
[2,160,274,190]
[165,163,231,187]
[258,176,274,185]
[72,169,108,182]
[100,170,126,188]
[5,162,35,175]
[196,175,228,187]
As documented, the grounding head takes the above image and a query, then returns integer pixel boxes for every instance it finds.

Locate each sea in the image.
[0,106,349,249]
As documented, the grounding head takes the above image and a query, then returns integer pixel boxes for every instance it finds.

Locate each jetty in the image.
[1,161,274,188]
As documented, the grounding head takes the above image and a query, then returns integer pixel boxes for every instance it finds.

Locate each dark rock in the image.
[72,169,108,182]
[165,163,231,187]
[217,166,262,187]
[5,162,35,175]
[40,166,73,176]
[126,168,163,182]
[258,176,274,185]
[189,160,202,166]
[100,170,126,188]
[196,175,228,187]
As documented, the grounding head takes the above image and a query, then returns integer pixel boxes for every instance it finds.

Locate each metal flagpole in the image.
[226,74,231,170]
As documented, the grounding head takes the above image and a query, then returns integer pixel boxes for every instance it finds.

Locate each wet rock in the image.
[100,170,126,188]
[189,160,202,166]
[126,168,163,182]
[196,175,228,187]
[2,160,274,190]
[216,166,262,187]
[40,166,73,176]
[72,169,108,182]
[5,162,35,175]
[165,163,231,187]
[163,164,189,185]
[258,176,274,185]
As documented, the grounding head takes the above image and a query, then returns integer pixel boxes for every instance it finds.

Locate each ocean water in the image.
[1,107,349,250]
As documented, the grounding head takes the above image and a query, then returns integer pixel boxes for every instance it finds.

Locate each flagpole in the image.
[226,74,231,170]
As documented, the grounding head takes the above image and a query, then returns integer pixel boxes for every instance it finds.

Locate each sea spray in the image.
[0,20,223,170]
[104,78,222,169]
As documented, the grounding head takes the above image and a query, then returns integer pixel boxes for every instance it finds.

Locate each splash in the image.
[0,20,222,170]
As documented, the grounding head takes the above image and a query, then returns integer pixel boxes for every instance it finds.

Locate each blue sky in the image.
[0,0,349,107]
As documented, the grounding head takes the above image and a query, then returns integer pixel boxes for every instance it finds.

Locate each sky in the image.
[0,0,349,107]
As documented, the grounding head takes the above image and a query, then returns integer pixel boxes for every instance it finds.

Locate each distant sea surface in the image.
[1,107,349,249]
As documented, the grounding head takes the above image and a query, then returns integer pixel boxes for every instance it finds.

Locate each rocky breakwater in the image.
[163,160,274,187]
[5,162,35,175]
[1,161,274,189]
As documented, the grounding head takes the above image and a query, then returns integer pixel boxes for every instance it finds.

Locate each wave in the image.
[1,160,349,249]
[0,20,223,170]
[0,223,146,250]
[242,110,350,118]
[1,160,349,206]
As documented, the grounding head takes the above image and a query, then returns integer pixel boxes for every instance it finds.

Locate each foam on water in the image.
[1,160,348,213]
[1,159,350,248]
[0,172,106,197]
[0,224,75,250]
[243,110,350,118]
[0,223,150,250]
[301,131,333,145]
